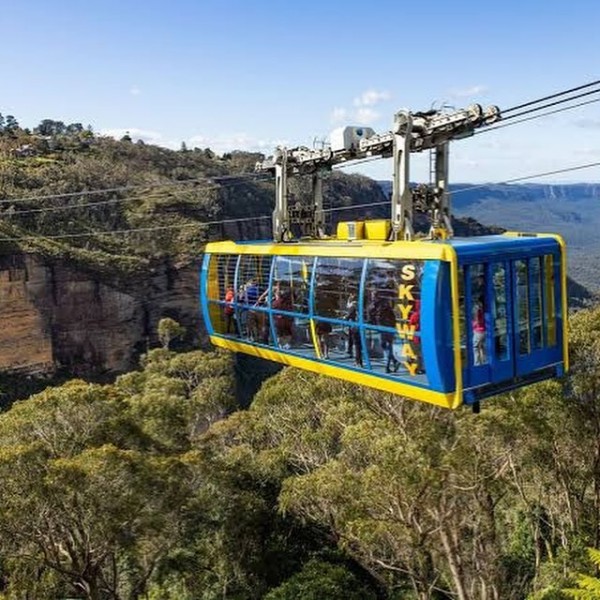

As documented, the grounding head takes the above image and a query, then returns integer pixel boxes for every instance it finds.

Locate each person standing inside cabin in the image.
[472,296,487,365]
[224,286,236,334]
[345,295,362,367]
[243,278,261,341]
[345,295,357,358]
[378,298,399,373]
[272,283,294,349]
[245,278,259,306]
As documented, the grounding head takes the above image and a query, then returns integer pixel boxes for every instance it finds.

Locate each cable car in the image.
[200,106,568,409]
[201,227,567,409]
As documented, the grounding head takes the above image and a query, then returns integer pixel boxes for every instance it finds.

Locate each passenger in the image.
[272,284,293,349]
[345,296,362,367]
[345,295,358,358]
[382,270,396,295]
[224,286,237,335]
[315,320,332,359]
[378,299,399,373]
[244,279,261,341]
[472,296,487,365]
[365,289,378,325]
[244,278,259,305]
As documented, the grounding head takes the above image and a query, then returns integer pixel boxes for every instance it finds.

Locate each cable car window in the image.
[236,255,271,342]
[516,259,531,355]
[491,264,508,361]
[238,255,271,307]
[544,254,557,347]
[291,318,314,354]
[471,264,488,366]
[363,259,422,326]
[206,255,239,336]
[364,328,425,380]
[530,257,543,350]
[272,256,312,314]
[210,255,237,302]
[458,266,467,365]
[314,258,363,321]
[314,318,353,363]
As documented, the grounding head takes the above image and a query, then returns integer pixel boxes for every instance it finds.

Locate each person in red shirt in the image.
[224,287,236,334]
[472,296,486,365]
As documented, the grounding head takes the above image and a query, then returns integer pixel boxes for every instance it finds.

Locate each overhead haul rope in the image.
[0,172,271,206]
[2,80,598,208]
[0,161,598,243]
[499,86,600,122]
[502,78,600,114]
[475,96,600,135]
[2,175,269,215]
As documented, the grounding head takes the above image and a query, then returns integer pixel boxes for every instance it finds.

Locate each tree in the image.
[563,547,600,598]
[67,122,84,134]
[264,559,377,600]
[3,114,19,132]
[157,318,186,349]
[34,119,66,136]
[0,349,240,599]
[0,382,194,599]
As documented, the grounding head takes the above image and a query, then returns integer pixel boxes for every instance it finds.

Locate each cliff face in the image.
[0,253,203,377]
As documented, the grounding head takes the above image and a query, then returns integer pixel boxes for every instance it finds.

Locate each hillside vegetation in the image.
[0,307,599,599]
[1,114,599,599]
[0,115,386,274]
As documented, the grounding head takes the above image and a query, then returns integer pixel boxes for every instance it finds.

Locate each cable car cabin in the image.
[200,232,568,409]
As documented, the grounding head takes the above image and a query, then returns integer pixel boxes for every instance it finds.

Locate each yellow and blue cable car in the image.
[201,228,568,409]
[201,106,569,409]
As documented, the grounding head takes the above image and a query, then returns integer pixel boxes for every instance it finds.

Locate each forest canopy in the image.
[0,306,599,599]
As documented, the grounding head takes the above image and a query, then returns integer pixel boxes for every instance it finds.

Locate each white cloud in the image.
[329,89,390,128]
[450,84,488,98]
[331,107,349,123]
[129,86,141,96]
[188,133,288,154]
[102,127,288,155]
[353,89,391,107]
[354,107,380,125]
[101,128,179,149]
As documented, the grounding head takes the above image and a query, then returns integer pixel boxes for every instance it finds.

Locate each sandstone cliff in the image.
[0,252,203,377]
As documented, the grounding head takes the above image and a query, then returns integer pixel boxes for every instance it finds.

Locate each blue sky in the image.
[2,0,600,183]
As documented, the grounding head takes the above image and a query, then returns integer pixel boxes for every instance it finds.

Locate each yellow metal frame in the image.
[206,239,455,261]
[211,335,459,409]
[206,238,464,409]
[447,245,463,409]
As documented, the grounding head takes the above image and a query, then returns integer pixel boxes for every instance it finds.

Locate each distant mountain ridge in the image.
[378,181,600,293]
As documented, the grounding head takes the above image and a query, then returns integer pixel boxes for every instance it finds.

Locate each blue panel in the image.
[200,253,214,335]
[423,262,455,392]
[267,255,278,345]
[358,259,372,371]
[450,236,559,260]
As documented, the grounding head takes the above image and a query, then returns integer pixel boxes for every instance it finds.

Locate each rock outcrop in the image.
[0,252,203,376]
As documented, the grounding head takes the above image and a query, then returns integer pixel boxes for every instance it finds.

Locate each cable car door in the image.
[462,262,513,389]
[512,255,562,376]
[462,254,563,391]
